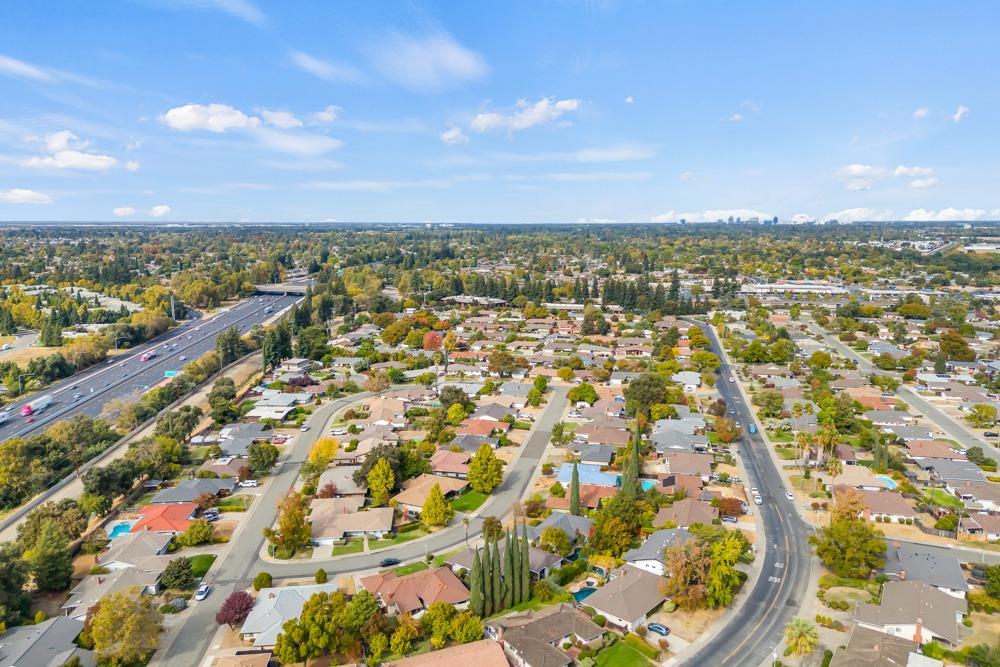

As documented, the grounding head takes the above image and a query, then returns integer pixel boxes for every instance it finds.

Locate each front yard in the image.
[451,489,488,512]
[596,641,652,667]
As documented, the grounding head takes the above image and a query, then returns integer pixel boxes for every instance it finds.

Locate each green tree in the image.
[247,442,280,475]
[90,589,163,666]
[810,491,886,578]
[967,403,998,428]
[503,531,514,609]
[26,520,73,591]
[264,491,312,558]
[510,528,523,604]
[539,526,572,556]
[619,428,641,499]
[160,557,195,590]
[367,457,396,505]
[390,615,419,655]
[421,483,453,527]
[481,540,493,616]
[446,402,467,426]
[450,611,484,643]
[469,548,484,617]
[567,382,599,405]
[368,633,389,660]
[783,618,819,656]
[705,533,744,608]
[176,518,214,547]
[569,462,581,516]
[490,539,502,613]
[468,444,504,494]
[215,325,246,365]
[624,373,667,416]
[519,522,530,605]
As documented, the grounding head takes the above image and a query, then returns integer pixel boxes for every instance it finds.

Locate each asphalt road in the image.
[805,320,1000,462]
[0,329,39,358]
[0,294,299,443]
[679,320,813,667]
[156,385,570,666]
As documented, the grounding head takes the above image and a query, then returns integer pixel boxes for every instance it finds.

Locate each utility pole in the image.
[170,293,176,320]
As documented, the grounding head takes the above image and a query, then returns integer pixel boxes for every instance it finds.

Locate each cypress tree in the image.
[469,547,484,617]
[570,462,581,516]
[620,424,641,499]
[520,522,531,603]
[503,530,514,609]
[482,540,493,616]
[510,529,522,604]
[490,538,502,613]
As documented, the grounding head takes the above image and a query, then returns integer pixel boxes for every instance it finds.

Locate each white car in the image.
[750,487,759,496]
[238,479,259,488]
[179,355,187,361]
[194,584,210,601]
[728,376,735,382]
[784,491,794,501]
[331,428,348,436]
[754,495,763,505]
[300,425,310,432]
[567,411,583,419]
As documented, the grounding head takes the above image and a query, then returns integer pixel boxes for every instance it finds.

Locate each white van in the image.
[0,410,9,425]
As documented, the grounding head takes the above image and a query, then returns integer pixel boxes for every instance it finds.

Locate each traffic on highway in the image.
[0,294,300,443]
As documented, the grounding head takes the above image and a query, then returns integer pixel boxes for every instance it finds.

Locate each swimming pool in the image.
[874,475,897,490]
[640,479,657,491]
[573,587,596,603]
[106,519,137,540]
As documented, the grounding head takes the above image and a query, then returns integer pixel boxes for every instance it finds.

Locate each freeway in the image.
[805,320,1000,462]
[0,294,300,443]
[680,320,813,667]
[155,385,570,666]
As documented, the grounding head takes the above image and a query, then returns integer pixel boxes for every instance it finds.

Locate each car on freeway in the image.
[647,623,670,636]
[179,355,187,361]
[754,495,763,505]
[194,584,211,601]
[238,479,259,488]
[750,487,759,495]
[25,416,34,424]
[72,392,82,400]
[379,558,401,568]
[785,491,795,501]
[186,335,192,340]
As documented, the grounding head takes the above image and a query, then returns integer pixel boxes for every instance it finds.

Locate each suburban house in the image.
[583,565,667,633]
[546,484,616,511]
[881,542,969,599]
[671,371,702,392]
[384,640,509,667]
[63,568,161,620]
[98,531,172,571]
[360,567,470,616]
[555,463,617,488]
[308,498,394,546]
[392,474,469,519]
[130,502,199,534]
[653,498,718,529]
[429,450,472,478]
[216,653,273,667]
[486,603,604,667]
[149,478,235,504]
[854,581,967,647]
[240,583,342,646]
[622,528,694,576]
[568,443,616,466]
[960,513,1000,541]
[830,625,942,667]
[526,513,594,547]
[0,616,96,667]
[659,451,713,478]
[316,465,367,496]
[844,489,918,523]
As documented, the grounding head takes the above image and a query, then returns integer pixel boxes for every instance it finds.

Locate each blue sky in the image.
[1,1,998,223]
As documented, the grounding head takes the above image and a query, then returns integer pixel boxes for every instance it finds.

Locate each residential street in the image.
[154,385,569,666]
[806,319,1000,461]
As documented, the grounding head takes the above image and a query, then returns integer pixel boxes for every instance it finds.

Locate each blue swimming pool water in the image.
[874,475,898,490]
[640,479,657,491]
[573,587,596,603]
[107,519,137,540]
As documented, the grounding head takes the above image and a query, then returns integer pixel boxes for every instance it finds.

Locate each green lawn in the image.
[774,447,798,460]
[596,641,652,667]
[331,539,365,556]
[431,548,464,567]
[392,562,430,576]
[217,495,252,512]
[624,634,660,660]
[484,597,546,621]
[451,490,488,513]
[768,430,794,443]
[370,524,429,549]
[922,488,963,509]
[190,554,217,578]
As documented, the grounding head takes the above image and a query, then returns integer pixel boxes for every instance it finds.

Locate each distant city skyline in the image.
[1,1,999,223]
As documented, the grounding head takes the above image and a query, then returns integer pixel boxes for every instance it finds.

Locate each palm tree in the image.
[463,517,471,545]
[825,456,843,480]
[794,432,814,470]
[783,617,819,656]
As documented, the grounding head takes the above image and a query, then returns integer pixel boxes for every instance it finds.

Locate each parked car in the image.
[647,623,671,637]
[985,431,999,438]
[784,491,794,501]
[722,515,738,524]
[238,479,259,488]
[300,425,310,432]
[567,411,583,419]
[379,558,401,568]
[331,428,348,436]
[202,509,220,522]
[194,584,211,601]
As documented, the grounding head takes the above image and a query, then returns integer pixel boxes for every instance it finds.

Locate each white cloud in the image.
[728,113,743,122]
[909,177,938,189]
[260,110,302,129]
[290,51,366,84]
[835,164,889,179]
[253,127,342,156]
[439,127,468,145]
[112,206,136,216]
[369,31,487,92]
[679,171,693,181]
[23,132,118,171]
[161,103,261,133]
[790,213,814,224]
[651,208,772,223]
[624,96,634,104]
[529,171,651,183]
[302,179,451,192]
[822,207,894,223]
[952,105,969,122]
[0,188,51,204]
[740,99,763,113]
[903,207,1000,222]
[149,204,172,217]
[309,105,341,124]
[126,160,141,172]
[0,53,52,81]
[912,107,929,119]
[894,165,933,178]
[471,98,582,133]
[493,145,653,163]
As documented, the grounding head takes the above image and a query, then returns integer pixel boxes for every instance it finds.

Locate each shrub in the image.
[315,568,328,584]
[963,617,973,627]
[253,571,272,591]
[592,615,606,627]
[636,625,647,637]
[658,638,669,651]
